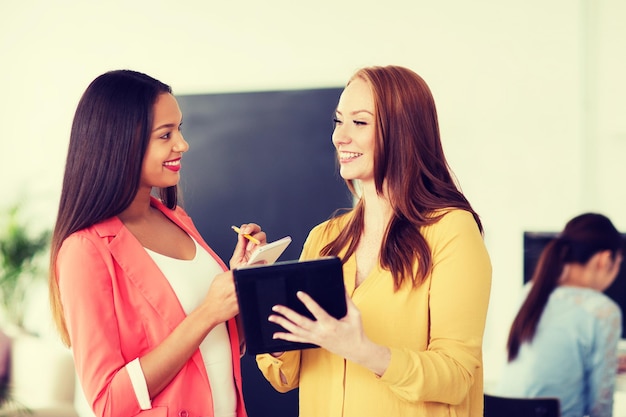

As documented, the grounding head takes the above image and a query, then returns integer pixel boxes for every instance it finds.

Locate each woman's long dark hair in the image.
[320,65,483,290]
[49,70,174,345]
[506,213,623,361]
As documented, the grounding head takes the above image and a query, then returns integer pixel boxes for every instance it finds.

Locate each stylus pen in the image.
[231,225,261,244]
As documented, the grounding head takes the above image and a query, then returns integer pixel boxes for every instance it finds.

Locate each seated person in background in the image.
[494,213,624,417]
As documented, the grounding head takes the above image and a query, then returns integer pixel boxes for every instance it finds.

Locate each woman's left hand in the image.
[229,223,266,269]
[269,291,368,363]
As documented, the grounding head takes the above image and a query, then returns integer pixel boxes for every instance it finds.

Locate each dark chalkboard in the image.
[176,87,352,417]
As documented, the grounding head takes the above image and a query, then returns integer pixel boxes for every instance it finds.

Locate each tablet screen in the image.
[233,256,346,355]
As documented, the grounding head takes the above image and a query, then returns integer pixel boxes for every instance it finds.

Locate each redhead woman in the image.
[257,65,492,417]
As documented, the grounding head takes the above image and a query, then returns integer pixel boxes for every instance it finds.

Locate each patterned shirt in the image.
[495,284,621,417]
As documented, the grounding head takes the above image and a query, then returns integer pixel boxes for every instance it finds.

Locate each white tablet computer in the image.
[246,236,292,265]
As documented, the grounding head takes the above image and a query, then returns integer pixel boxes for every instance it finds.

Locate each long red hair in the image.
[321,65,482,289]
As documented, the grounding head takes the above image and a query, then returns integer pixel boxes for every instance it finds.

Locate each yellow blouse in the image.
[257,209,492,417]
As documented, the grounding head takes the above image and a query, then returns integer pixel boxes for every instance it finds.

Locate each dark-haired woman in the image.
[495,213,623,417]
[49,70,263,417]
[256,65,492,417]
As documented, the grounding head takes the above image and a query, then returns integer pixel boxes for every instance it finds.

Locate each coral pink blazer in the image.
[56,198,247,417]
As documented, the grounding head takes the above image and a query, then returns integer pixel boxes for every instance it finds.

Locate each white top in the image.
[126,238,236,417]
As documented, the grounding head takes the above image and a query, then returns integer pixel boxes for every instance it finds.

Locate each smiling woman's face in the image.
[332,77,376,184]
[140,93,188,190]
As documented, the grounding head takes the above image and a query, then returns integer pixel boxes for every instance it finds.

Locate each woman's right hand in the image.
[229,223,266,269]
[201,271,239,326]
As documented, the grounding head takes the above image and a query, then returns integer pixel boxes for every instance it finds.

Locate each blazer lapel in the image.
[150,199,245,360]
[95,199,242,384]
[150,199,249,378]
[95,216,187,333]
[98,198,241,380]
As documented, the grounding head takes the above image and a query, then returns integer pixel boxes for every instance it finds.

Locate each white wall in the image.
[1,0,625,384]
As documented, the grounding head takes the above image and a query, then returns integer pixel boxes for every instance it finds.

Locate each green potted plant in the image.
[0,203,50,409]
[0,204,50,330]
